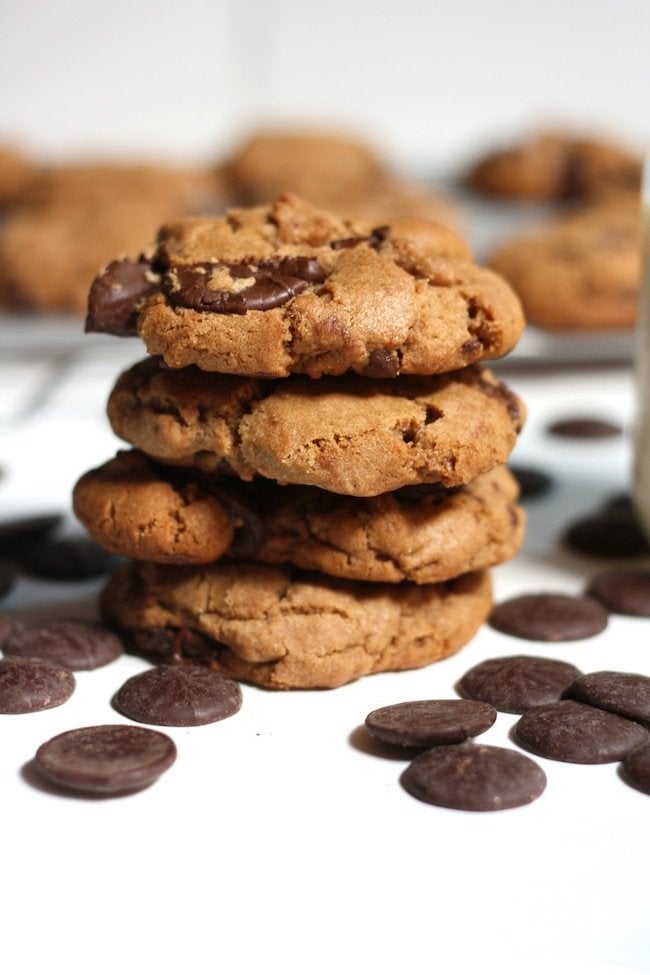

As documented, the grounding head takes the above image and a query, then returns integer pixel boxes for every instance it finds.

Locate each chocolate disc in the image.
[5,619,124,671]
[0,656,76,713]
[514,700,648,764]
[401,742,546,811]
[365,699,496,747]
[113,664,242,726]
[34,724,177,795]
[458,654,582,713]
[564,670,650,723]
[489,592,608,641]
[621,744,650,796]
[587,569,650,617]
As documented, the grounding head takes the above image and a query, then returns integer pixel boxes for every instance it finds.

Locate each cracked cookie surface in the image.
[107,357,525,496]
[72,449,235,564]
[73,450,525,582]
[86,193,524,377]
[101,560,493,689]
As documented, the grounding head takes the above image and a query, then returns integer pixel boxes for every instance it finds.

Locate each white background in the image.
[0,0,648,171]
[2,4,650,974]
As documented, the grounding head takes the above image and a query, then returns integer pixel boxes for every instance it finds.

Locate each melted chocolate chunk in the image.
[86,258,158,336]
[166,257,326,315]
[362,348,400,378]
[330,226,389,251]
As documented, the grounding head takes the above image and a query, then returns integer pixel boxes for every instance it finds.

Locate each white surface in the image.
[0,324,649,975]
[0,0,648,170]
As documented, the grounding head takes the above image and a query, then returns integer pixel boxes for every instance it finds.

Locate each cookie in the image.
[0,163,225,313]
[74,450,525,582]
[86,193,525,378]
[73,449,236,565]
[0,144,34,208]
[466,130,642,201]
[487,199,640,331]
[100,560,493,689]
[107,357,525,496]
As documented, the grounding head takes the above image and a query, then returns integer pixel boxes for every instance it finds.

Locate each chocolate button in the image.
[19,536,123,580]
[113,664,242,726]
[458,654,583,713]
[5,619,124,670]
[514,700,648,763]
[0,656,76,713]
[621,744,650,796]
[587,569,650,616]
[489,592,608,641]
[0,512,62,556]
[564,671,650,724]
[563,510,650,558]
[401,742,547,811]
[547,417,623,438]
[509,465,553,499]
[34,724,177,795]
[364,699,496,748]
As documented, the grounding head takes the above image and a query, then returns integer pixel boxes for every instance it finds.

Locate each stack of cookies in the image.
[74,193,527,689]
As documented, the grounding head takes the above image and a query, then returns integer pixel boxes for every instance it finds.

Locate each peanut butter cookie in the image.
[487,198,640,331]
[86,193,524,377]
[107,357,525,496]
[73,450,525,582]
[100,560,493,689]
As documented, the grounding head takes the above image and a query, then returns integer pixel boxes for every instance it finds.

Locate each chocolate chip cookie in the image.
[466,130,642,202]
[107,357,525,496]
[73,450,525,582]
[86,193,525,377]
[100,560,493,689]
[487,198,640,331]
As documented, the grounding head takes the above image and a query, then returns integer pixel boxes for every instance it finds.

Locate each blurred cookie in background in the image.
[0,161,228,314]
[0,143,34,209]
[220,127,460,228]
[486,194,640,331]
[464,129,642,203]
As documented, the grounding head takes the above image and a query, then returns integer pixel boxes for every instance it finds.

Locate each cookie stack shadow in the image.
[74,193,528,690]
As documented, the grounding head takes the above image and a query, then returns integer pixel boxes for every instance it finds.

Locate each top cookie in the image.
[86,193,525,379]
